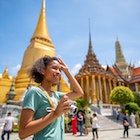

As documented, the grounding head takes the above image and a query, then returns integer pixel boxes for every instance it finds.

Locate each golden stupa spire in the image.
[31,0,51,43]
[2,65,10,79]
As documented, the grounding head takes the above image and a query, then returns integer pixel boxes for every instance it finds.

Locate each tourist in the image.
[1,112,14,140]
[123,113,129,138]
[116,108,120,121]
[130,112,136,128]
[92,113,99,140]
[71,114,77,135]
[77,112,84,136]
[18,56,84,140]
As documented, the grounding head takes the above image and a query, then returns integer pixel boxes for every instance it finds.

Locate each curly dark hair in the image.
[29,56,58,83]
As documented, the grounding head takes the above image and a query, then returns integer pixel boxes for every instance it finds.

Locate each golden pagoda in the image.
[0,66,13,103]
[15,0,70,101]
[0,0,70,103]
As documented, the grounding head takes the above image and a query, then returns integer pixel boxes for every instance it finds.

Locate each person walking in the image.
[92,113,99,140]
[18,56,84,140]
[77,112,84,136]
[1,112,14,140]
[123,113,129,138]
[71,115,77,135]
[130,112,136,128]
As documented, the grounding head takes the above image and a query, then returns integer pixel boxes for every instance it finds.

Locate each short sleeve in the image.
[22,87,42,112]
[54,91,63,100]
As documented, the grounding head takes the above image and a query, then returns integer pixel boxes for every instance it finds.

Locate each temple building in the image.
[107,40,140,92]
[75,34,140,104]
[0,0,140,104]
[75,32,117,104]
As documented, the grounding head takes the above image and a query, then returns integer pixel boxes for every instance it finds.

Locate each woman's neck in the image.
[40,83,52,95]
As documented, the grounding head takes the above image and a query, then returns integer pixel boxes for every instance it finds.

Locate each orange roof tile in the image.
[110,68,118,76]
[133,67,140,76]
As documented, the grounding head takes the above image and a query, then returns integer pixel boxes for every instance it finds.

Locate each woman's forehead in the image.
[49,60,60,66]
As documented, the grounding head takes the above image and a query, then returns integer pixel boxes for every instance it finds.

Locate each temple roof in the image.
[106,65,124,82]
[77,32,106,76]
[130,67,140,83]
[133,67,140,76]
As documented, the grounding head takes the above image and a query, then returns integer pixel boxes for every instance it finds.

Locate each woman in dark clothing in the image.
[123,113,129,138]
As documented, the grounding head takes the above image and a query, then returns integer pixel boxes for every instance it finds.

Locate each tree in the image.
[133,92,140,107]
[75,99,90,112]
[125,102,140,114]
[110,86,134,106]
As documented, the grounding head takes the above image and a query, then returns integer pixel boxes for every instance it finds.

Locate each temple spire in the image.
[31,0,51,43]
[115,39,127,65]
[77,21,106,75]
[2,65,10,79]
[88,19,94,55]
[115,39,128,75]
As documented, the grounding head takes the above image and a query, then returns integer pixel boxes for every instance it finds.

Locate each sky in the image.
[0,0,140,78]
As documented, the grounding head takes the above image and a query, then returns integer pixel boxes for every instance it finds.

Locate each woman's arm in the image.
[19,95,70,139]
[58,58,84,100]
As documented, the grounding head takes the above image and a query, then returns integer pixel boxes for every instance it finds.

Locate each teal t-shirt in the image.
[22,86,64,140]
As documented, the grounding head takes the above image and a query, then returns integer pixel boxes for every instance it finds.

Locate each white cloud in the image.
[102,65,107,70]
[10,64,21,77]
[138,61,140,66]
[71,64,82,75]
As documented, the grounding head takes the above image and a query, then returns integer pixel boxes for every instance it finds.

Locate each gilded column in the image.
[98,76,102,101]
[108,78,112,103]
[103,77,108,103]
[135,83,139,92]
[113,79,117,88]
[81,77,84,100]
[109,79,112,92]
[92,75,97,103]
[86,76,89,101]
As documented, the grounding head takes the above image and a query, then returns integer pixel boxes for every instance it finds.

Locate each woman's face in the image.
[43,60,62,85]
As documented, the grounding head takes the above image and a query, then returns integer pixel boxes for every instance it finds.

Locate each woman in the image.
[92,113,99,140]
[18,56,84,140]
[123,113,129,138]
[71,115,77,135]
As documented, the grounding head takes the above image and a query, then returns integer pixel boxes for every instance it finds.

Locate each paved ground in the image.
[3,128,140,140]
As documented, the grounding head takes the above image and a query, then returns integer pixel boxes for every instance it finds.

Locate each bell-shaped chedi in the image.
[15,0,70,100]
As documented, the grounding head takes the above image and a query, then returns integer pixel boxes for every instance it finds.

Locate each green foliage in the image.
[110,86,134,105]
[125,102,140,114]
[133,92,140,106]
[75,99,90,111]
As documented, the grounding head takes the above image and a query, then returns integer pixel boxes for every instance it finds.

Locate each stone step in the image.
[91,106,123,131]
[97,114,123,131]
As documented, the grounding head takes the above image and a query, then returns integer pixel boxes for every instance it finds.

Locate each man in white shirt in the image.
[1,112,14,140]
